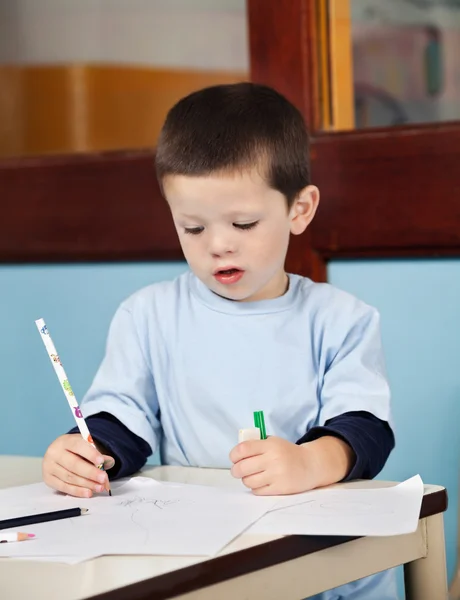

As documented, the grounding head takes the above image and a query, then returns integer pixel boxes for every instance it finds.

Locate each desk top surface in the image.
[0,456,448,600]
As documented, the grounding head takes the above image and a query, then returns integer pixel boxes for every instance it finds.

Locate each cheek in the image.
[255,225,290,256]
[176,232,191,251]
[178,235,203,263]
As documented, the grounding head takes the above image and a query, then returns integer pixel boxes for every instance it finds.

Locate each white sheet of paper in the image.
[248,475,424,537]
[12,555,97,565]
[0,477,277,561]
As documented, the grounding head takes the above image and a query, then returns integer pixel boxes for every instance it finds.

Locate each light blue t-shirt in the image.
[81,271,396,599]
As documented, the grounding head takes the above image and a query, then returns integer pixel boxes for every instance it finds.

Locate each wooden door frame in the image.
[1,0,460,283]
[248,0,460,281]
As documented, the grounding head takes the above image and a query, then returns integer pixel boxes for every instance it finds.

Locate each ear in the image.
[289,185,320,235]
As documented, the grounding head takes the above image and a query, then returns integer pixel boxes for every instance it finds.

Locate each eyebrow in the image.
[180,214,202,220]
[179,211,260,220]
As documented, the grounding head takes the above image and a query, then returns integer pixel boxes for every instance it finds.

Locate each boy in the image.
[43,82,396,598]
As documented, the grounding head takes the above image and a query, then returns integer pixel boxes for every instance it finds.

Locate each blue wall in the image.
[0,262,188,457]
[329,259,460,586]
[1,258,458,586]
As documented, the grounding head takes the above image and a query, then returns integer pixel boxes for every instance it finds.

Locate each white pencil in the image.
[0,532,35,543]
[35,318,111,495]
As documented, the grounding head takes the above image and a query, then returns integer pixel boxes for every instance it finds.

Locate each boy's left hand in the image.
[229,436,317,495]
[230,435,354,495]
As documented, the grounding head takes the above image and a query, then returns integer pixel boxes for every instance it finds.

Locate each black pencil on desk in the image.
[0,507,88,530]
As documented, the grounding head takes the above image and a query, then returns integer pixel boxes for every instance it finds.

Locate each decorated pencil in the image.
[35,318,111,495]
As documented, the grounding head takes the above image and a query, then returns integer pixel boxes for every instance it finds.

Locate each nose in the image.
[207,229,236,257]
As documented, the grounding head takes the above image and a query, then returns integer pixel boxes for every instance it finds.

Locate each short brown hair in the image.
[155,82,310,207]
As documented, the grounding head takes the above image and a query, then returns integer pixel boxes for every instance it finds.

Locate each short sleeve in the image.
[319,304,392,427]
[80,304,161,453]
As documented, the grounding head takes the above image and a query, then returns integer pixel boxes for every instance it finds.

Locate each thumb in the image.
[102,455,116,470]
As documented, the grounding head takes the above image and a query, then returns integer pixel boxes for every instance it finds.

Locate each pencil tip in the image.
[81,508,89,514]
[108,489,112,496]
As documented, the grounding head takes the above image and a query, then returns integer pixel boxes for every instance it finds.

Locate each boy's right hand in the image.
[42,434,115,498]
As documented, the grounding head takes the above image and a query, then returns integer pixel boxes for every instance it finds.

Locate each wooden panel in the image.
[2,0,460,275]
[310,123,460,257]
[328,0,354,130]
[0,65,246,264]
[247,0,320,132]
[248,0,460,279]
[0,69,25,157]
[0,150,182,263]
[317,0,333,131]
[0,65,247,158]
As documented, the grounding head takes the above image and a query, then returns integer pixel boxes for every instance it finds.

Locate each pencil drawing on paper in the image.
[115,495,193,545]
[117,496,182,510]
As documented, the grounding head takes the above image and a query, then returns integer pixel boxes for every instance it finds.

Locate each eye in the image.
[233,221,259,231]
[184,227,204,235]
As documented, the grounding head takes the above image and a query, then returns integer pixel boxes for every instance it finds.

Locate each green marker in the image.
[253,410,267,439]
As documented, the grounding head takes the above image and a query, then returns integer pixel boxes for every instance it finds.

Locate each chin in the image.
[224,288,260,302]
[212,283,253,302]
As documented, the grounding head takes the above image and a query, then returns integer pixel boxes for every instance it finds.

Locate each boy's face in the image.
[163,169,319,302]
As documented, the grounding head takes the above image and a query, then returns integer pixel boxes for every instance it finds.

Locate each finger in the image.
[56,450,109,486]
[252,483,280,496]
[65,436,106,467]
[52,463,106,494]
[45,474,94,499]
[251,484,273,496]
[241,471,270,491]
[229,440,266,464]
[102,455,116,470]
[231,455,266,479]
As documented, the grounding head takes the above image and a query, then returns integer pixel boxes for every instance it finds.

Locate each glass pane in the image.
[0,0,249,158]
[351,0,460,128]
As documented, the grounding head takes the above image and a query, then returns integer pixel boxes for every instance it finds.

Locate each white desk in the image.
[0,456,449,600]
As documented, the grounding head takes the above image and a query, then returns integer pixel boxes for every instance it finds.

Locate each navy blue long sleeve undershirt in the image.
[68,410,394,482]
[295,411,395,481]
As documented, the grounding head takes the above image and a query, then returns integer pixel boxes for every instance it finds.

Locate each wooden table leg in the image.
[404,514,448,600]
[451,570,460,600]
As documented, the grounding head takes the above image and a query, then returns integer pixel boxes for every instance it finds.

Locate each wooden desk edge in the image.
[85,486,448,600]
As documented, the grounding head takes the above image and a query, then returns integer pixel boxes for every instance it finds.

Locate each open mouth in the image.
[213,268,245,284]
[216,268,240,275]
